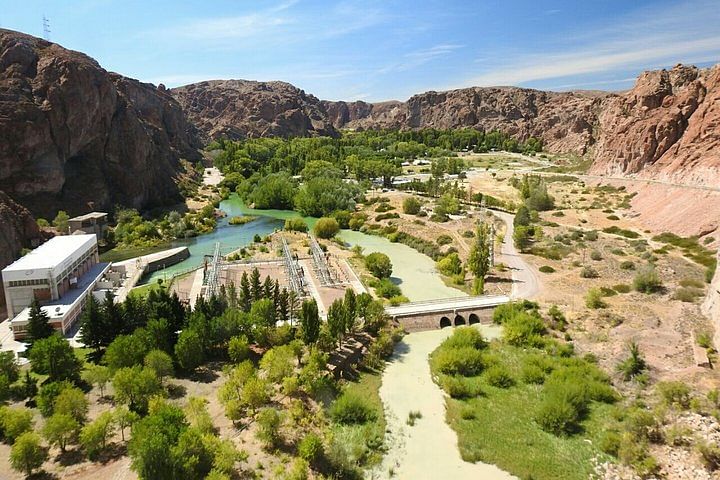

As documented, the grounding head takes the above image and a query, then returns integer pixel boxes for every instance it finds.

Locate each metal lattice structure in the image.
[309,235,337,286]
[204,242,222,299]
[282,236,306,296]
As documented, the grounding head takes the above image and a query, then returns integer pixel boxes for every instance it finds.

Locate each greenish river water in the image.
[140,194,464,301]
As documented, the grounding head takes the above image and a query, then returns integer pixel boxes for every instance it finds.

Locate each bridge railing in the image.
[385,294,510,310]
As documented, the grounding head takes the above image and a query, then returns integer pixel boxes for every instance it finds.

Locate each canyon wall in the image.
[0,29,201,219]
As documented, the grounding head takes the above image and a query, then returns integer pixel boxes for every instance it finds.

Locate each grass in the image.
[443,344,612,480]
[99,243,171,263]
[129,281,162,298]
[330,370,386,468]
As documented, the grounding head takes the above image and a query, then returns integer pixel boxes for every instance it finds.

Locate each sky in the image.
[1,0,719,102]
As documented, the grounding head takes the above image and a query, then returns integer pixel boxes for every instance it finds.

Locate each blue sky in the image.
[1,0,719,101]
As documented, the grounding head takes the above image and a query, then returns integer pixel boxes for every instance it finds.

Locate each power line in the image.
[42,15,51,41]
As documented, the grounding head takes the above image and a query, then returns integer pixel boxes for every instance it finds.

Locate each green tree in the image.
[259,346,294,383]
[82,364,111,397]
[513,225,533,251]
[53,386,88,424]
[402,196,421,215]
[29,335,81,381]
[79,294,105,351]
[0,406,35,442]
[365,252,392,279]
[36,381,73,417]
[128,402,187,480]
[343,289,357,333]
[42,413,79,452]
[327,299,346,347]
[313,217,340,239]
[514,205,531,227]
[175,328,206,372]
[112,366,161,413]
[103,333,151,371]
[299,299,320,345]
[250,268,262,302]
[467,223,491,294]
[256,408,282,449]
[144,350,174,385]
[250,298,276,329]
[22,371,38,400]
[228,335,250,363]
[241,377,270,414]
[53,210,70,233]
[114,406,140,442]
[26,298,54,343]
[0,351,19,384]
[10,432,47,477]
[80,411,116,460]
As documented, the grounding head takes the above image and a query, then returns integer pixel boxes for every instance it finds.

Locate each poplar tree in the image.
[468,223,491,295]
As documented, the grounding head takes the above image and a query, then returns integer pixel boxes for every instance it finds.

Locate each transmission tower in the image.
[42,15,51,41]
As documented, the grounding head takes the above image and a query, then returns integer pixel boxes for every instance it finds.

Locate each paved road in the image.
[492,210,540,300]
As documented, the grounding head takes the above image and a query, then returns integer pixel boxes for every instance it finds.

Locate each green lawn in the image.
[441,344,613,480]
[128,281,162,299]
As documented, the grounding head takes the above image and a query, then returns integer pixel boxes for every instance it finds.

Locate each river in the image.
[141,194,465,302]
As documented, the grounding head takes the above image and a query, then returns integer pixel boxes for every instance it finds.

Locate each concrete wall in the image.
[702,252,720,349]
[146,247,190,273]
[394,306,495,332]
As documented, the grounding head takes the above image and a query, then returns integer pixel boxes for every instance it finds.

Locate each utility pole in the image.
[42,15,51,41]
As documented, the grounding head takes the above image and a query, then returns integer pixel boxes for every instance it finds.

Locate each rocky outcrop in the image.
[323,89,601,154]
[171,80,337,142]
[0,29,201,219]
[0,191,40,269]
[702,254,720,349]
[591,64,720,188]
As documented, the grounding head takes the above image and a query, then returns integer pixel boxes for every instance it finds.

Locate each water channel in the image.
[141,194,465,302]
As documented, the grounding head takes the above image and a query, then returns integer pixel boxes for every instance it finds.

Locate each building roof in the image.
[2,235,97,274]
[69,212,107,222]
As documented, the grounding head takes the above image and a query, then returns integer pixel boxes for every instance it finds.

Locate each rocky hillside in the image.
[322,89,601,154]
[0,29,201,219]
[171,80,337,142]
[591,64,720,188]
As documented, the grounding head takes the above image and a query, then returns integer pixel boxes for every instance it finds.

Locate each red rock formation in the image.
[0,29,201,219]
[591,64,720,188]
[171,80,337,142]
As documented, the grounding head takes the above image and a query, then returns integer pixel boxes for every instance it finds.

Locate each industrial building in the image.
[68,212,109,238]
[1,234,111,339]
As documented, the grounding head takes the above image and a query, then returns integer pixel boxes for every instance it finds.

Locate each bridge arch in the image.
[454,314,466,326]
[439,316,452,328]
[468,313,480,325]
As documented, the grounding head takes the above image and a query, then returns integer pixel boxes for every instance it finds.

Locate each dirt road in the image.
[492,210,540,299]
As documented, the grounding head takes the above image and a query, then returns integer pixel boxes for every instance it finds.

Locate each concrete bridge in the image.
[385,295,511,332]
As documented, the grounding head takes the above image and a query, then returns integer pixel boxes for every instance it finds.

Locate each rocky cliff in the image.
[591,64,720,188]
[322,89,601,154]
[703,255,720,349]
[0,191,40,270]
[0,29,201,219]
[171,80,337,142]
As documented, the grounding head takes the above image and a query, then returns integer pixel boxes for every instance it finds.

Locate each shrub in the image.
[256,408,282,448]
[613,283,631,293]
[298,433,324,464]
[314,217,340,239]
[330,392,377,425]
[590,250,603,261]
[580,266,599,278]
[365,252,392,279]
[441,327,487,350]
[585,288,606,309]
[620,260,635,270]
[633,267,662,293]
[656,381,691,408]
[539,265,555,273]
[698,442,720,471]
[402,197,421,215]
[432,347,485,376]
[673,287,703,302]
[598,430,622,456]
[483,365,515,388]
[228,335,250,363]
[617,342,646,381]
[503,312,546,347]
[521,364,546,384]
[374,278,401,299]
[441,376,482,399]
[437,253,463,276]
[436,234,453,246]
[535,394,579,435]
[284,218,308,233]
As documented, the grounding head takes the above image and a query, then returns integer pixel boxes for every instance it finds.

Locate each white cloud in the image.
[378,43,464,74]
[452,0,720,90]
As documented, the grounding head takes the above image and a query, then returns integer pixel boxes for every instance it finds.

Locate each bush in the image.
[535,394,579,435]
[441,376,482,399]
[402,197,421,215]
[502,312,546,347]
[284,218,308,232]
[539,265,555,273]
[441,327,487,350]
[620,260,635,270]
[298,433,324,464]
[598,430,622,456]
[436,234,453,246]
[698,442,720,471]
[330,392,377,425]
[437,253,463,276]
[432,347,485,376]
[656,381,691,408]
[483,365,515,388]
[521,364,546,384]
[613,283,631,293]
[585,288,606,309]
[633,267,662,293]
[580,266,599,278]
[365,252,392,279]
[673,287,703,302]
[314,217,340,239]
[590,250,603,261]
[374,278,401,299]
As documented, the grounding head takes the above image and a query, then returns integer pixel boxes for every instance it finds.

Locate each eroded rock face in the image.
[171,80,338,142]
[0,29,201,219]
[322,89,601,154]
[702,254,720,349]
[591,64,720,187]
[0,191,39,269]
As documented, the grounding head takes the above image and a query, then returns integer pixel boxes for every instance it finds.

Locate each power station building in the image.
[1,234,110,339]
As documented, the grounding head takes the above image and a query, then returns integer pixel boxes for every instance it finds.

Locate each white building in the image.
[1,235,110,339]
